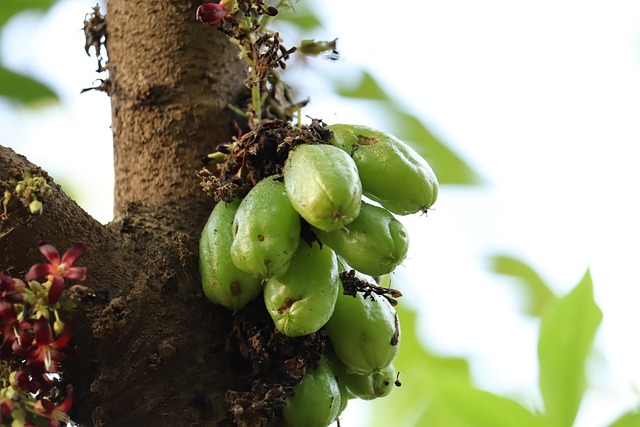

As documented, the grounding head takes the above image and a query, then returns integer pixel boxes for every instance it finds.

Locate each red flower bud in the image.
[196,3,227,24]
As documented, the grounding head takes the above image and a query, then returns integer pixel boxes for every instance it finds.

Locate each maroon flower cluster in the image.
[0,242,87,426]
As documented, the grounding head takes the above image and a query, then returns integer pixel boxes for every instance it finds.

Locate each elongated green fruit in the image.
[342,362,396,400]
[230,176,301,279]
[264,241,339,337]
[325,279,400,375]
[328,124,439,215]
[199,199,262,310]
[284,144,362,231]
[283,355,341,427]
[313,202,409,276]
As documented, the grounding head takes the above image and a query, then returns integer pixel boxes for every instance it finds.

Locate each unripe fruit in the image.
[343,362,396,400]
[284,144,362,231]
[313,202,409,276]
[230,176,301,279]
[282,355,341,427]
[264,241,339,337]
[328,124,439,215]
[324,279,400,375]
[199,199,262,310]
[324,346,354,417]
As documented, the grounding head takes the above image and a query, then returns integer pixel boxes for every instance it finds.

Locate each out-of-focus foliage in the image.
[538,270,602,427]
[0,66,57,105]
[366,269,609,427]
[491,254,558,317]
[364,304,473,426]
[272,3,323,32]
[0,0,60,105]
[275,3,480,186]
[335,71,482,185]
[608,409,640,427]
[0,0,57,27]
[418,384,542,427]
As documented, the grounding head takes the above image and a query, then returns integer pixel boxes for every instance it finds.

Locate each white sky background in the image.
[2,1,640,426]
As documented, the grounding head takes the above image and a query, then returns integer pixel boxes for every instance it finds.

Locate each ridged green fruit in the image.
[324,279,400,375]
[343,362,396,400]
[282,355,341,427]
[199,199,262,310]
[284,144,362,232]
[313,202,409,276]
[264,241,339,337]
[230,176,301,279]
[328,123,439,215]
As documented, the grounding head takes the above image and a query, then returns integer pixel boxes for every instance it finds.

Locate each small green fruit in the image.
[230,176,301,278]
[324,279,400,375]
[313,202,409,276]
[343,362,396,400]
[284,144,362,231]
[199,199,262,310]
[283,355,341,427]
[328,124,439,215]
[264,241,339,337]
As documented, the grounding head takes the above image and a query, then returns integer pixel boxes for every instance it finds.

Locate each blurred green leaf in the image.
[538,269,602,427]
[366,304,472,427]
[367,304,540,427]
[490,254,558,317]
[275,2,323,32]
[417,383,542,427]
[608,408,640,427]
[334,71,482,185]
[0,0,58,28]
[386,106,482,185]
[336,71,387,100]
[0,66,58,105]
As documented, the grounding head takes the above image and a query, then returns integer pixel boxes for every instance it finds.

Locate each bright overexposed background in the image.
[2,1,640,426]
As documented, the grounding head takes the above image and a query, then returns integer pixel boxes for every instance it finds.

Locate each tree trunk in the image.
[1,0,249,425]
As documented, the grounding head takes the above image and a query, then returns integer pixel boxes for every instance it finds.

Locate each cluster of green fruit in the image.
[199,124,438,426]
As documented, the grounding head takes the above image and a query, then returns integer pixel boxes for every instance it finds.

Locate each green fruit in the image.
[324,279,400,375]
[199,199,262,310]
[264,241,339,337]
[284,144,362,232]
[313,202,409,276]
[343,362,396,400]
[230,176,301,279]
[324,346,353,417]
[328,124,439,215]
[283,355,341,427]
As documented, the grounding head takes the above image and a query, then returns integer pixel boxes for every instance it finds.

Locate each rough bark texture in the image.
[108,0,246,221]
[1,0,249,425]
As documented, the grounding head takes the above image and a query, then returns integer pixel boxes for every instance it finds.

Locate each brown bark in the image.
[1,0,248,425]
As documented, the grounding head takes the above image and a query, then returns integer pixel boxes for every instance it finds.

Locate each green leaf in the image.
[334,71,482,185]
[418,383,542,427]
[385,105,482,185]
[274,2,323,32]
[490,254,558,317]
[538,269,602,427]
[608,408,640,427]
[0,0,58,28]
[0,66,58,105]
[336,71,388,100]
